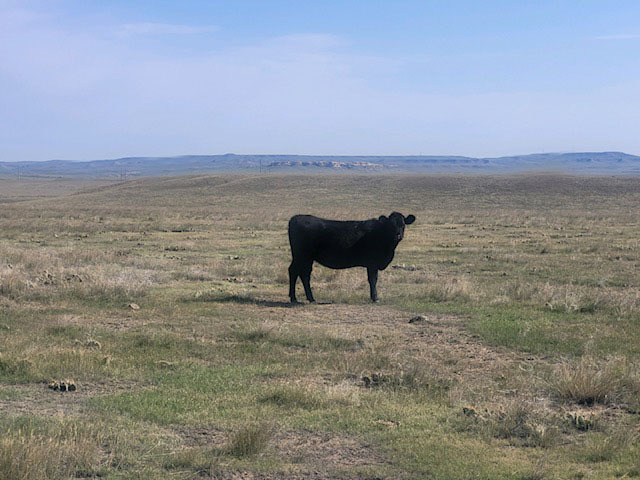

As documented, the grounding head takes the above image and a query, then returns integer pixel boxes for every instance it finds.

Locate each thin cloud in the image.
[117,22,218,37]
[2,3,640,160]
[595,33,640,40]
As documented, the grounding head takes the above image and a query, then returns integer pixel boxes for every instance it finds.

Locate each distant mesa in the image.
[266,160,382,169]
[1,152,639,178]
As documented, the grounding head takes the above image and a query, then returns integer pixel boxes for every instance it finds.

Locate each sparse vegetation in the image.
[1,174,640,478]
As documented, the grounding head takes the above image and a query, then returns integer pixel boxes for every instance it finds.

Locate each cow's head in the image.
[379,212,416,244]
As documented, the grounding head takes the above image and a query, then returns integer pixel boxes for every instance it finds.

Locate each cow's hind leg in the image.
[367,267,379,302]
[288,261,300,303]
[300,262,315,303]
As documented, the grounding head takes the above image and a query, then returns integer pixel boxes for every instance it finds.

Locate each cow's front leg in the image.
[367,267,379,302]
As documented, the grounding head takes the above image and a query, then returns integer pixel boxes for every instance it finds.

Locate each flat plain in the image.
[1,174,639,479]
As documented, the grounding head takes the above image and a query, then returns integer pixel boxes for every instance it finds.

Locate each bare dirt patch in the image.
[172,424,388,479]
[52,313,145,332]
[0,379,141,417]
[208,472,383,480]
[173,424,227,447]
[275,429,388,468]
[172,425,386,467]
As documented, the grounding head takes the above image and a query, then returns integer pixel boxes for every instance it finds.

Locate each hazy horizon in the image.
[2,1,640,161]
[2,150,640,164]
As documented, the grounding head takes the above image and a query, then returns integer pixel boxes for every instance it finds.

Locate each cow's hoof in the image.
[290,299,300,304]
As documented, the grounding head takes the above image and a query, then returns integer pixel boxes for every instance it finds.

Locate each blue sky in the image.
[1,0,640,161]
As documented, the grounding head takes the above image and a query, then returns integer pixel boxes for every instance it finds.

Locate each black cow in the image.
[287,212,416,303]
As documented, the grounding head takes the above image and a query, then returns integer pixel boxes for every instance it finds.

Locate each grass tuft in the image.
[550,357,629,406]
[485,400,560,448]
[362,360,453,396]
[226,422,273,458]
[423,276,474,303]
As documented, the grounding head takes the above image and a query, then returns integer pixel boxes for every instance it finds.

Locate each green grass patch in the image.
[258,386,324,410]
[0,355,34,383]
[91,364,267,425]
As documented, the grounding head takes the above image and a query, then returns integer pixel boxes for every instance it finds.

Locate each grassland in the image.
[1,174,639,479]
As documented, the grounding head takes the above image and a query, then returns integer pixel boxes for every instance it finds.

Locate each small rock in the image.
[64,273,83,283]
[375,419,400,429]
[408,315,425,324]
[391,264,419,271]
[48,379,77,392]
[128,303,140,311]
[228,255,240,260]
[156,360,177,368]
[85,339,102,349]
[42,270,57,285]
[462,406,477,417]
[363,372,388,388]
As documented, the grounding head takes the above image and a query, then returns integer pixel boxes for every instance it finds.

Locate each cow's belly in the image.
[314,252,362,269]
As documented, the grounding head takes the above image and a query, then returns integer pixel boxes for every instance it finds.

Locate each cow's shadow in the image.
[215,294,334,308]
[215,294,300,308]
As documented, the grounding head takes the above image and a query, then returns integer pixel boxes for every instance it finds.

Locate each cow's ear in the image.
[405,214,416,225]
[378,215,388,222]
